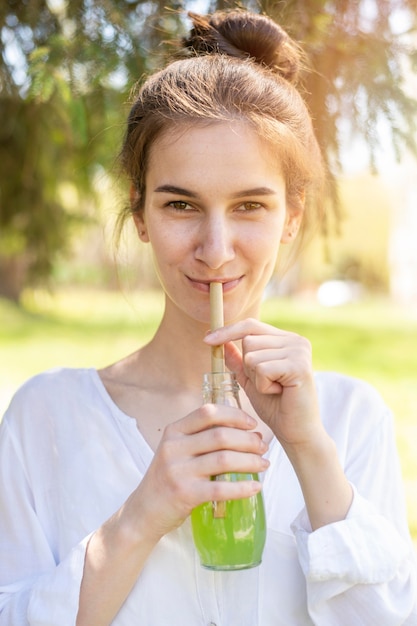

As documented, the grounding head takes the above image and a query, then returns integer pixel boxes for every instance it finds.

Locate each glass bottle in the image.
[191,371,267,570]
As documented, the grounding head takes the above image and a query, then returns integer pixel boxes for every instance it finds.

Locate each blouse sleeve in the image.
[0,418,88,625]
[291,377,417,625]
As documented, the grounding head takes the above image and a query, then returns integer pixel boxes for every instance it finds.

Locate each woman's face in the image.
[135,121,302,325]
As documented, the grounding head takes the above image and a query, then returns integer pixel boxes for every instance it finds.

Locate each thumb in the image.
[224,342,247,389]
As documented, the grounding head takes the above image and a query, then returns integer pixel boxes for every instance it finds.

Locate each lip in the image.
[187,276,243,293]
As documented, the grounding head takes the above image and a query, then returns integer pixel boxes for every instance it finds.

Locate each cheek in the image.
[148,229,185,274]
[149,218,197,255]
[245,225,281,260]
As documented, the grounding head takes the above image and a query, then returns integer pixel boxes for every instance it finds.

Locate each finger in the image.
[193,449,270,479]
[243,346,287,370]
[190,426,268,457]
[224,341,285,394]
[223,341,245,382]
[170,403,257,437]
[242,347,287,392]
[241,333,290,353]
[204,318,285,345]
[251,360,287,394]
[193,475,264,504]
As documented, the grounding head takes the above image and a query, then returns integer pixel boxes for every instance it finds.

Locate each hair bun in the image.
[183,10,301,84]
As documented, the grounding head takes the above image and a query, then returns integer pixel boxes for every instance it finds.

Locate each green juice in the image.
[191,472,266,571]
[193,372,267,570]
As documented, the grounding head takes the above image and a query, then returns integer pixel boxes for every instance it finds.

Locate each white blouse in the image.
[0,368,416,625]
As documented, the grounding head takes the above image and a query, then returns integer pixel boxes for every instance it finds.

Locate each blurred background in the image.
[1,0,416,540]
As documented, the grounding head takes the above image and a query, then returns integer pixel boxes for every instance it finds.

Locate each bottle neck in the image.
[202,372,241,407]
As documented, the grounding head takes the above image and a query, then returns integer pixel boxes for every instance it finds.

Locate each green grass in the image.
[1,288,416,541]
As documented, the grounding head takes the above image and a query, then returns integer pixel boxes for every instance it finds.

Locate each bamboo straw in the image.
[210,282,225,373]
[210,282,227,518]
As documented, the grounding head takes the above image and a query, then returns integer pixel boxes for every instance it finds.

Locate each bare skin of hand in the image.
[204,318,323,447]
[204,319,353,531]
[77,402,269,626]
[124,402,270,542]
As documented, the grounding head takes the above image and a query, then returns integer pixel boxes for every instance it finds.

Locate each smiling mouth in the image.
[187,277,242,293]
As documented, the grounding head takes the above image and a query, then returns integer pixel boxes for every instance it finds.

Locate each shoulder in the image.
[2,368,99,430]
[314,371,391,437]
[1,368,112,471]
[315,371,386,409]
[7,366,95,402]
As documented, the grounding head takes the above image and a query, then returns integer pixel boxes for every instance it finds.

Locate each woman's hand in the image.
[204,318,323,449]
[126,403,269,542]
[204,318,353,531]
[78,403,268,626]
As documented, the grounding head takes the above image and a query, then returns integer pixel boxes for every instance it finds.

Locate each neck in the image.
[137,301,215,390]
[133,293,260,390]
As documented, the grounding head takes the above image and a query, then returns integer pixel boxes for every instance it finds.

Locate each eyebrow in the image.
[153,184,278,198]
[154,185,198,198]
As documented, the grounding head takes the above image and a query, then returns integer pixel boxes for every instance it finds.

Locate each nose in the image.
[194,214,235,269]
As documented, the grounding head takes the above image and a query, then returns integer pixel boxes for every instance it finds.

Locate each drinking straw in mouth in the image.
[210,282,225,373]
[210,282,227,518]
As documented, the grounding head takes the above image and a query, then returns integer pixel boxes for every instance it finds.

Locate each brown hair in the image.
[119,10,325,238]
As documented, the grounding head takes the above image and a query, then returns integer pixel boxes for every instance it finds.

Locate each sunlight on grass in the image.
[0,288,165,417]
[1,288,416,541]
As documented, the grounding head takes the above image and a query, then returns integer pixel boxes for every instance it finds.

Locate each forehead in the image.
[151,119,263,149]
[147,120,283,181]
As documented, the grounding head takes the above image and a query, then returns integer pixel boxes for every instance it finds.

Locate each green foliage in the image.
[261,0,417,157]
[0,0,185,299]
[257,0,417,228]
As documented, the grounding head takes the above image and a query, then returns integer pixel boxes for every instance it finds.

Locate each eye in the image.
[168,200,192,211]
[239,201,263,212]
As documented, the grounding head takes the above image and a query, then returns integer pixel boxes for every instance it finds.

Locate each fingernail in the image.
[250,481,262,494]
[260,440,268,452]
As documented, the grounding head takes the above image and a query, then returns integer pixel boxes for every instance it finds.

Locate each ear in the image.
[280,210,303,244]
[130,184,149,243]
[280,192,305,244]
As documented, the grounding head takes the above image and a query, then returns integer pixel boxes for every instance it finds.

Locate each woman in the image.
[0,10,416,626]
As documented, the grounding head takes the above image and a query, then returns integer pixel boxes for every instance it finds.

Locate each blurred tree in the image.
[259,0,417,226]
[1,0,416,300]
[0,0,184,300]
[210,0,417,226]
